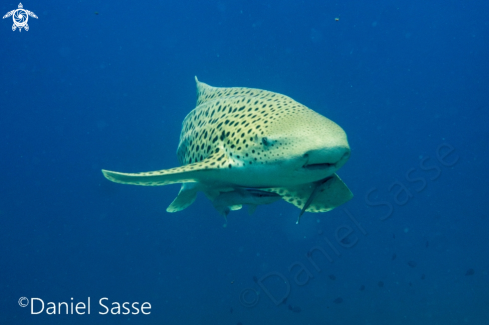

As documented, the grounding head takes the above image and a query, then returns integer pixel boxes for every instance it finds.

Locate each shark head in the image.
[178,78,350,187]
[234,103,350,186]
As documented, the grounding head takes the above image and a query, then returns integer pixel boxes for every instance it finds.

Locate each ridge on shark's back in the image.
[102,77,353,223]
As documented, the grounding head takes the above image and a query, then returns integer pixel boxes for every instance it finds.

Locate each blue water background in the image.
[1,0,488,324]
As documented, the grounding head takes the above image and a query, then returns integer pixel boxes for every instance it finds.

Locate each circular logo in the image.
[13,10,28,28]
[18,297,29,307]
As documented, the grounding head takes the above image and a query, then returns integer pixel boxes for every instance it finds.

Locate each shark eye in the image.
[262,137,270,146]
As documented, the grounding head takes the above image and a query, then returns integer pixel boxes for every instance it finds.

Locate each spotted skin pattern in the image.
[177,78,310,170]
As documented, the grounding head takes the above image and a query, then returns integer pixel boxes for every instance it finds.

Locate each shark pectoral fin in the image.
[309,174,353,212]
[102,155,223,186]
[166,183,199,213]
[270,173,353,214]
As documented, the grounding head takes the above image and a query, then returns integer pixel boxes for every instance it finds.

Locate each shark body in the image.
[102,77,353,222]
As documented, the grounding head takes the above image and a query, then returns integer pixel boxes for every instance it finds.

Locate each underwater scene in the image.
[1,0,488,324]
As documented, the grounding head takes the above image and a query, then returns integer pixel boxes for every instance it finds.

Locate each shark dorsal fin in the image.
[194,76,288,107]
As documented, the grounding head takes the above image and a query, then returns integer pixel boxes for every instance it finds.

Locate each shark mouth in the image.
[302,162,336,170]
[301,149,350,170]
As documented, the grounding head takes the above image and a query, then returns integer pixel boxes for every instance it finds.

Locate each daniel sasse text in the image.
[28,297,151,315]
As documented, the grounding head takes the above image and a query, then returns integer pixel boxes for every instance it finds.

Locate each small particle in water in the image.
[335,17,340,21]
[94,11,99,15]
[409,282,413,286]
[329,274,336,280]
[288,305,301,313]
[421,274,425,280]
[252,275,258,283]
[425,241,429,248]
[340,236,351,245]
[393,234,396,239]
[392,253,397,260]
[230,307,233,313]
[360,285,365,291]
[333,297,343,304]
[465,268,475,276]
[408,261,417,268]
[237,322,243,325]
[378,281,384,287]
